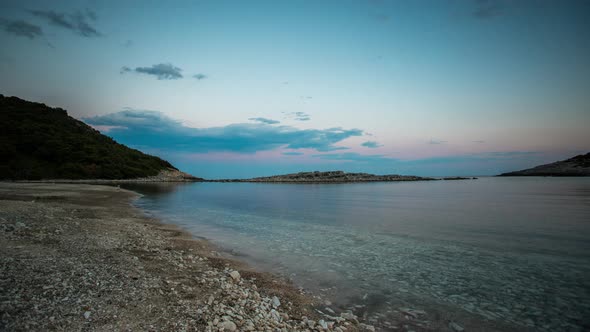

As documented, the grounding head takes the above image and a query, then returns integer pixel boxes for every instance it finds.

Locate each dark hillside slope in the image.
[499,153,590,176]
[0,94,177,180]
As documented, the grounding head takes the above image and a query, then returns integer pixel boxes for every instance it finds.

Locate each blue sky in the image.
[1,0,589,178]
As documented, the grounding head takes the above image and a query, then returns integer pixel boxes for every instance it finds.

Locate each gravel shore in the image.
[0,183,362,331]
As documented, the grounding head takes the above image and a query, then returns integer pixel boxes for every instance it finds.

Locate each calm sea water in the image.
[121,177,590,331]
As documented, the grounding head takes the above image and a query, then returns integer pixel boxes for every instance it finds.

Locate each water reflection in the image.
[128,178,590,331]
[118,182,195,196]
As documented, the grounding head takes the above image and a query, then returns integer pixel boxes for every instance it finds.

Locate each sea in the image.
[120,177,590,331]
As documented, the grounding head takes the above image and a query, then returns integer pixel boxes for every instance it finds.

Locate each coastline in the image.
[7,169,438,184]
[0,183,362,331]
[120,181,528,332]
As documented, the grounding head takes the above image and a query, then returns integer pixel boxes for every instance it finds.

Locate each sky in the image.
[0,0,589,178]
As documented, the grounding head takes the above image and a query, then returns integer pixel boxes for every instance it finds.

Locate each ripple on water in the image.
[155,207,590,331]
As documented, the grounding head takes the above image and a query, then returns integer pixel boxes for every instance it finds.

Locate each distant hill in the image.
[499,153,590,177]
[0,94,197,180]
[212,170,433,183]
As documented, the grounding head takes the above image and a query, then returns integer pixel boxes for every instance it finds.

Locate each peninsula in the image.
[499,152,590,177]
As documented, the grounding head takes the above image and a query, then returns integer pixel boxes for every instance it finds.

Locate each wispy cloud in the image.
[282,151,304,156]
[306,151,546,177]
[121,63,183,80]
[87,109,180,130]
[0,19,43,39]
[90,125,127,133]
[472,0,504,19]
[483,151,540,158]
[84,110,363,153]
[29,9,101,37]
[428,139,447,145]
[285,111,311,121]
[193,73,207,80]
[406,151,542,165]
[361,141,382,148]
[312,152,392,162]
[312,151,541,165]
[84,9,97,21]
[249,117,280,125]
[473,140,485,144]
[0,52,13,62]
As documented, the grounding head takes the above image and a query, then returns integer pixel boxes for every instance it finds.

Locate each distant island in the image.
[0,95,199,181]
[211,170,434,183]
[499,152,590,177]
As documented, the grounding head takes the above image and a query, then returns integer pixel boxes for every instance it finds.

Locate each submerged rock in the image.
[359,323,376,331]
[341,311,357,320]
[449,321,464,332]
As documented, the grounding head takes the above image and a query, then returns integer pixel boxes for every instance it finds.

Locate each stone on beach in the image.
[270,309,281,322]
[272,295,281,308]
[341,311,357,320]
[229,270,240,281]
[0,183,389,332]
[219,320,237,331]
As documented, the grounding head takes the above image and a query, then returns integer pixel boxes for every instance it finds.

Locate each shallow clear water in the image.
[122,177,590,331]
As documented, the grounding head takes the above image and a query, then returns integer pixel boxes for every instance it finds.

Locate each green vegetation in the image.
[0,94,176,180]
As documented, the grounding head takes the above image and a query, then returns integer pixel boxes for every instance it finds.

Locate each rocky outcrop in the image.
[499,153,590,177]
[24,168,203,183]
[127,168,203,182]
[212,171,433,183]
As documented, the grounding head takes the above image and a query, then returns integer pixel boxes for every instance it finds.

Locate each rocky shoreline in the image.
[210,171,433,183]
[0,183,364,331]
[10,168,204,184]
[7,170,436,184]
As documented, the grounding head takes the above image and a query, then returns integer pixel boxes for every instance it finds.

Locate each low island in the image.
[211,171,433,183]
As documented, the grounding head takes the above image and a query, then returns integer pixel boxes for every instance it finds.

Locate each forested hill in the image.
[0,94,180,180]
